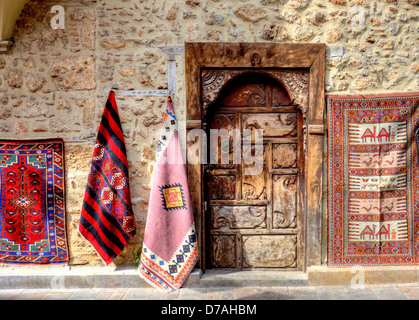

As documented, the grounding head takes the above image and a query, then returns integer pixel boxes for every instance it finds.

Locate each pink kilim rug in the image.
[138,97,198,291]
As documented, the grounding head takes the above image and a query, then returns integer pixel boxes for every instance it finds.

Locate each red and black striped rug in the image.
[79,91,136,264]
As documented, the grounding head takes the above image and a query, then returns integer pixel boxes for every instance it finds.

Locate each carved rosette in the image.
[279,71,309,114]
[201,70,239,115]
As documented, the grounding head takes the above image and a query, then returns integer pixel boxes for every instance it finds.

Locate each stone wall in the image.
[0,0,418,266]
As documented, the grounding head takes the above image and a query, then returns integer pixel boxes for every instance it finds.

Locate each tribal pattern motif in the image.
[159,183,187,211]
[139,225,198,291]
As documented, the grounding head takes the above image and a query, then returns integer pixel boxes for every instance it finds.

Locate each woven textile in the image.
[139,97,198,291]
[0,139,68,265]
[327,93,419,266]
[79,91,136,265]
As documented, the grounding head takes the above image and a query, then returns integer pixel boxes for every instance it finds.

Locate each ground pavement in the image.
[1,282,419,300]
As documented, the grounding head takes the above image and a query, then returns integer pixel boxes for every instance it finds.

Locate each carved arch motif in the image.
[201,70,309,116]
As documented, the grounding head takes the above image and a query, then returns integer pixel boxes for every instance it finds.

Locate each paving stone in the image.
[288,287,319,300]
[41,292,73,300]
[149,289,180,300]
[68,291,101,300]
[397,286,419,300]
[248,287,289,300]
[205,287,223,300]
[12,289,51,300]
[317,287,350,300]
[370,285,408,300]
[0,281,417,300]
[0,289,25,300]
[123,288,153,300]
[344,287,378,300]
[219,288,235,300]
[233,287,261,300]
[177,288,208,300]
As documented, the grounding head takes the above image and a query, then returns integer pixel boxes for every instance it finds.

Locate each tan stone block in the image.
[50,56,95,91]
[166,4,179,20]
[25,73,46,92]
[327,27,342,43]
[14,123,27,134]
[329,0,346,4]
[235,4,267,22]
[291,0,310,9]
[81,25,95,49]
[100,40,127,49]
[5,70,23,88]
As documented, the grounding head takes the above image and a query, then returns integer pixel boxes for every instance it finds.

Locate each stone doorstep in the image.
[0,266,307,289]
[0,266,419,289]
[195,269,308,288]
[307,266,419,286]
[0,266,202,290]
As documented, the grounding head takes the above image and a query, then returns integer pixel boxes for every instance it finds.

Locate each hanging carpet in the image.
[138,97,198,291]
[0,139,69,266]
[327,93,419,266]
[79,91,136,264]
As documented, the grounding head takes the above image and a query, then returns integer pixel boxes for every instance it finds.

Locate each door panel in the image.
[211,206,267,230]
[207,175,236,200]
[272,175,297,229]
[211,235,237,268]
[242,235,297,268]
[242,144,266,200]
[272,144,298,169]
[242,113,298,138]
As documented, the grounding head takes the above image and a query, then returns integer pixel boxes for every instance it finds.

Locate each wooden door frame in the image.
[185,42,325,272]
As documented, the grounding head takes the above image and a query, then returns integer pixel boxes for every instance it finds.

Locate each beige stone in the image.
[100,39,126,49]
[293,26,315,41]
[166,4,179,20]
[81,25,95,49]
[291,0,310,9]
[260,23,289,41]
[327,27,342,43]
[25,73,45,92]
[235,4,267,22]
[50,56,95,91]
[329,0,346,4]
[308,266,419,286]
[5,70,23,88]
[276,10,301,23]
[13,122,27,134]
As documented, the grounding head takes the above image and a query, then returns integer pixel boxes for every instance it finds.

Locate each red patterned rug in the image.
[327,93,419,266]
[0,139,69,266]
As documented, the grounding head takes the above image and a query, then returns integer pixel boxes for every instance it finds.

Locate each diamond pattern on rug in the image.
[0,139,69,265]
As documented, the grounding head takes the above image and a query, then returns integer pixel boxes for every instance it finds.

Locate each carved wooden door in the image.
[205,72,305,270]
